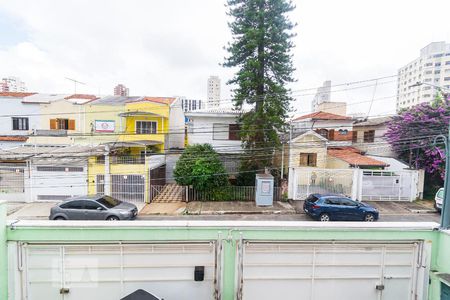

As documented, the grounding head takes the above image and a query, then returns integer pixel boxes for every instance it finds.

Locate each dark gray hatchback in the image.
[49,195,138,221]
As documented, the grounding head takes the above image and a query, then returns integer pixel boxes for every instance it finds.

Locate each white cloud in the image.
[0,0,449,116]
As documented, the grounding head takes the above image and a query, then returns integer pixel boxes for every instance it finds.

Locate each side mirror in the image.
[96,207,104,211]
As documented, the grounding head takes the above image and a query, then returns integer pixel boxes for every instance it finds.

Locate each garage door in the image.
[23,242,220,300]
[238,242,423,300]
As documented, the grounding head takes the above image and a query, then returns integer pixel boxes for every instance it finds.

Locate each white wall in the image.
[168,99,185,149]
[0,96,41,137]
[188,115,241,152]
[30,162,88,201]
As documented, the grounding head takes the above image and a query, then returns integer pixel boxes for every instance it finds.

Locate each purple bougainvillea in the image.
[385,102,449,179]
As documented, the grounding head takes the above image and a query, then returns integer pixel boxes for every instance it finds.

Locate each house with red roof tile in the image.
[291,111,354,146]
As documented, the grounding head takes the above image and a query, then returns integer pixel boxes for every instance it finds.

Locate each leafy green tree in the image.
[174,144,229,191]
[224,0,296,179]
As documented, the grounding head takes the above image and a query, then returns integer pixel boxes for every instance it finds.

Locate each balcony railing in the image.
[95,156,145,165]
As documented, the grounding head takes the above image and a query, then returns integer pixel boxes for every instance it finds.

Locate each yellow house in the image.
[83,96,184,202]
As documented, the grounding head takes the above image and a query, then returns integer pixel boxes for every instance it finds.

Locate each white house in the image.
[291,111,354,147]
[185,108,245,173]
[0,92,40,149]
[352,116,395,157]
[185,108,243,153]
[0,145,104,202]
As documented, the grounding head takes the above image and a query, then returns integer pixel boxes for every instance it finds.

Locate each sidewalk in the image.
[185,201,296,215]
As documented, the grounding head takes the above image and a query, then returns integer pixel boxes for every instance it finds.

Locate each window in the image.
[50,118,75,130]
[445,77,450,81]
[425,63,433,67]
[96,196,120,208]
[136,121,157,134]
[299,153,317,167]
[60,200,84,209]
[340,198,358,206]
[435,70,441,74]
[435,62,441,67]
[338,129,348,135]
[228,124,240,140]
[317,129,329,139]
[363,130,375,143]
[446,61,450,65]
[12,117,29,130]
[84,201,102,210]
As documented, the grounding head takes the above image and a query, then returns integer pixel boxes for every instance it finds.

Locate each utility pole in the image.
[441,92,450,228]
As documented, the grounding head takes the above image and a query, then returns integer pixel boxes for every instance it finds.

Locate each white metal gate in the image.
[96,174,146,203]
[237,241,425,300]
[361,170,414,201]
[295,168,355,199]
[0,165,26,201]
[21,242,219,300]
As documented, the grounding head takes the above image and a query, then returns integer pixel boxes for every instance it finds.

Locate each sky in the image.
[1,0,450,117]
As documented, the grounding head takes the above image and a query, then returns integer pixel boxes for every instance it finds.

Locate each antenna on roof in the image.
[65,77,86,94]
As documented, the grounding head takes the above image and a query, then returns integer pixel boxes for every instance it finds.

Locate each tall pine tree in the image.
[224,0,296,183]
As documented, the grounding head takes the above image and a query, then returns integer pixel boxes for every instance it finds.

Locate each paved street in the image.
[136,212,442,222]
[5,200,441,223]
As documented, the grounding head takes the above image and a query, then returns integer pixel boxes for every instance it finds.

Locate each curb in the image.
[186,210,296,215]
[408,209,438,214]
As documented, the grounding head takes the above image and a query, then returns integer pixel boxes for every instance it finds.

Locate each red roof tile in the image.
[0,136,28,142]
[64,94,98,100]
[0,92,37,98]
[328,147,388,167]
[293,111,351,121]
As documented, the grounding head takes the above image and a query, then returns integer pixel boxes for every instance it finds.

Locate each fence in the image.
[185,185,283,202]
[288,167,420,202]
[0,167,25,194]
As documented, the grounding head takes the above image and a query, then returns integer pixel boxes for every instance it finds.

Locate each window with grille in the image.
[228,124,241,140]
[12,117,29,130]
[136,121,157,134]
[363,130,375,143]
[299,153,317,167]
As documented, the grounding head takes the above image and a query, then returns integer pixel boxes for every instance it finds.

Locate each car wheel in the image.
[364,213,375,222]
[53,216,66,221]
[319,213,330,222]
[107,216,120,221]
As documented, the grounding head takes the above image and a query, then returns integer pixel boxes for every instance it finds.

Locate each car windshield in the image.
[96,196,121,208]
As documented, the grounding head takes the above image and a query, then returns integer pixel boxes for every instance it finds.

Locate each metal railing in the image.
[95,156,145,165]
[185,185,283,202]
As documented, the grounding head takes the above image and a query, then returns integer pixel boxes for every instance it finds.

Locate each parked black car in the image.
[303,193,379,222]
[49,195,138,220]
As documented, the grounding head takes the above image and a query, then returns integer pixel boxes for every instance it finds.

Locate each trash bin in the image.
[255,174,274,206]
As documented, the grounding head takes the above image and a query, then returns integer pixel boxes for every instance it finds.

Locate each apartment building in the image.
[207,76,220,108]
[1,76,27,92]
[397,41,450,111]
[114,83,129,96]
[180,97,203,112]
